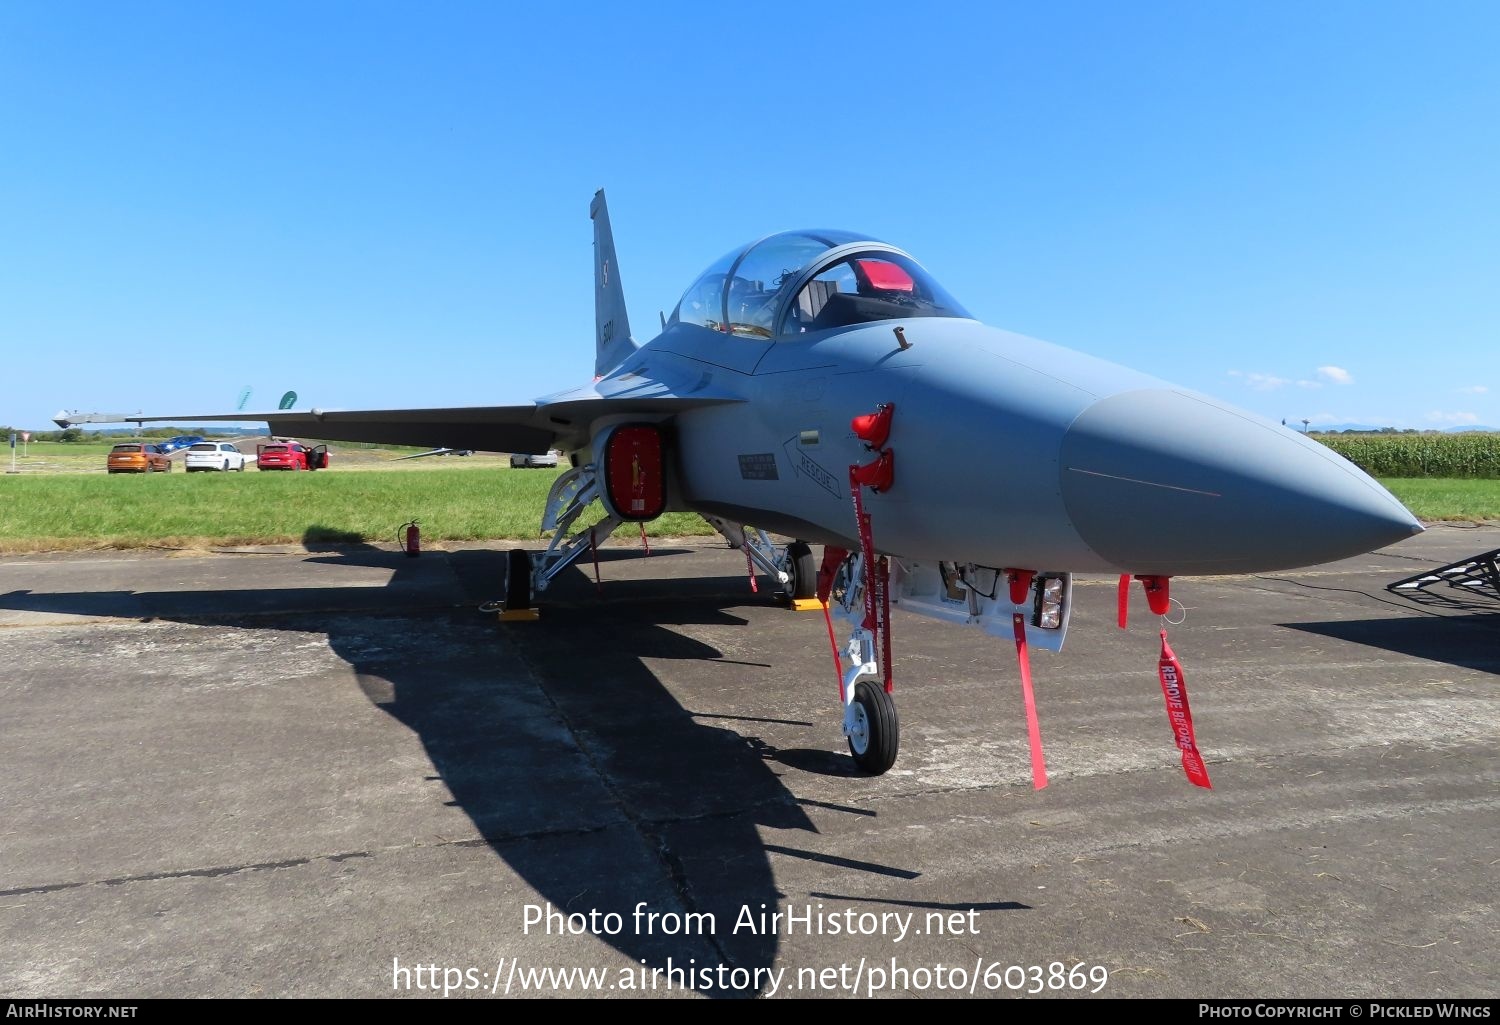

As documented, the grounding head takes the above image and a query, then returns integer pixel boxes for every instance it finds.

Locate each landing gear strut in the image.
[825,549,900,775]
[825,404,902,775]
[702,517,818,603]
[496,462,622,617]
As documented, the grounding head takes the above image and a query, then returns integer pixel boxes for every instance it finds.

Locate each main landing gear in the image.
[494,463,825,615]
[490,463,621,620]
[702,517,818,605]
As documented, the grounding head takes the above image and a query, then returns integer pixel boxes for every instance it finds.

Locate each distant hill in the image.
[1309,423,1498,434]
[1311,423,1383,433]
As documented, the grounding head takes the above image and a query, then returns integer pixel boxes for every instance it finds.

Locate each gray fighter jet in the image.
[57,190,1423,780]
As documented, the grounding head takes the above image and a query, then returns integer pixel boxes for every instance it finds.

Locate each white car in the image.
[184,441,249,472]
[510,451,561,468]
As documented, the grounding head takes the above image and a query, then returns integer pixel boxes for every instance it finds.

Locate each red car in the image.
[256,441,329,471]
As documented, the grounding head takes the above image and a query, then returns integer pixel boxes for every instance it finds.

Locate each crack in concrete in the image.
[0,852,372,898]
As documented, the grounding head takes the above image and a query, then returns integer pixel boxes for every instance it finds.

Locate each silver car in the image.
[509,451,560,469]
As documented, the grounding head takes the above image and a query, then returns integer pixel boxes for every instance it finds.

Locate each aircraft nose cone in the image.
[1059,390,1424,574]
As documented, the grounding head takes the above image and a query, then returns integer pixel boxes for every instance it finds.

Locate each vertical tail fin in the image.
[591,189,638,377]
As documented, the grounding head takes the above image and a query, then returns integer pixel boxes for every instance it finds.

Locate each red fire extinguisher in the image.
[399,519,420,558]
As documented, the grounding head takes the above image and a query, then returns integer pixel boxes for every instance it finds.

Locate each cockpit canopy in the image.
[669,230,971,339]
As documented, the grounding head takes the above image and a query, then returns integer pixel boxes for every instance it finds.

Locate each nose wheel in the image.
[847,680,899,775]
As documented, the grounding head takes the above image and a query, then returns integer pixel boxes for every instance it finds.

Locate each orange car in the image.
[107,443,173,473]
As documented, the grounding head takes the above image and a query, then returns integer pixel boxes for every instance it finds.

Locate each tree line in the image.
[0,427,239,443]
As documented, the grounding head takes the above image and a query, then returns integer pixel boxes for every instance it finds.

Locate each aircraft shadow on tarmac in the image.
[1283,613,1500,677]
[2,535,1032,996]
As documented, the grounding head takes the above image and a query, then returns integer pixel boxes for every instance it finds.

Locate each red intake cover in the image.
[604,425,666,522]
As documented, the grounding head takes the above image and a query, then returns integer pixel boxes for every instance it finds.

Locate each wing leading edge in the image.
[55,393,741,454]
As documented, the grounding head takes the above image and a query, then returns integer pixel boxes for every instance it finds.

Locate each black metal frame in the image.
[1388,548,1500,609]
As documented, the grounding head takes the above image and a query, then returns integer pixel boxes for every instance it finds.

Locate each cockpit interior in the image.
[669,230,971,340]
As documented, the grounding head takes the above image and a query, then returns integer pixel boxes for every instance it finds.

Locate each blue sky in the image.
[2,1,1495,432]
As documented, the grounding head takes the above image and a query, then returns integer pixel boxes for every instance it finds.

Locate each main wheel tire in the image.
[785,540,816,600]
[847,680,899,775]
[504,548,533,610]
[223,460,229,471]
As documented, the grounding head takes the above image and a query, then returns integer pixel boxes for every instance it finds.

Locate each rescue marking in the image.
[785,434,841,497]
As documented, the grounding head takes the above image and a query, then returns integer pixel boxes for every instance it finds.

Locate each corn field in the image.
[1315,433,1500,478]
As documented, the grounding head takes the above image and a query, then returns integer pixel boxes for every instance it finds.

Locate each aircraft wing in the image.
[55,392,741,454]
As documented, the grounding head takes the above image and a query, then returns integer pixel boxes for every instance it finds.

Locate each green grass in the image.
[1,468,1494,554]
[0,468,714,552]
[1378,478,1500,522]
[4,442,141,477]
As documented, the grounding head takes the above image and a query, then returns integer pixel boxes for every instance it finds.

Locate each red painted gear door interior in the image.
[604,425,666,521]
